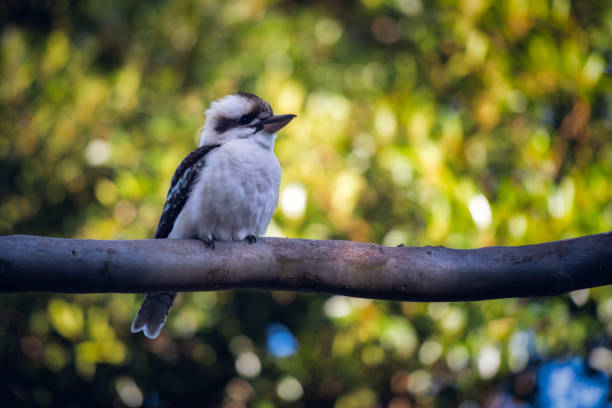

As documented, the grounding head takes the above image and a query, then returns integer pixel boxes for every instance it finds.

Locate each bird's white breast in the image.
[169,138,281,241]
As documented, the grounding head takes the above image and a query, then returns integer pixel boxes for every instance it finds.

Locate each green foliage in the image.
[1,0,611,406]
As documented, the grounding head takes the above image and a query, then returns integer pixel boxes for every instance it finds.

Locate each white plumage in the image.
[169,136,281,241]
[131,92,294,339]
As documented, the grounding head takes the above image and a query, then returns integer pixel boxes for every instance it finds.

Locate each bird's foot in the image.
[200,238,215,250]
[245,235,257,244]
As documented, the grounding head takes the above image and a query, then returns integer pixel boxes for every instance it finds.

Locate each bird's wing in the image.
[154,144,221,239]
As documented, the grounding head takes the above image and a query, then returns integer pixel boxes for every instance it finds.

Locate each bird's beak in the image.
[259,114,296,133]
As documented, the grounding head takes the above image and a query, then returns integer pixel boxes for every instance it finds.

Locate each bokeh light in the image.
[266,323,298,358]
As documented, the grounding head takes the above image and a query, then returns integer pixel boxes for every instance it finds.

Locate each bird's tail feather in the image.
[131,292,176,339]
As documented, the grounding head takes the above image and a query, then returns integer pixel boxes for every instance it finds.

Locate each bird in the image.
[131,92,295,339]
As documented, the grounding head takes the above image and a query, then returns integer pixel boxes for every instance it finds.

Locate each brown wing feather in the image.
[154,144,220,239]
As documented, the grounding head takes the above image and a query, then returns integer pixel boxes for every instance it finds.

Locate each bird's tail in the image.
[131,292,176,339]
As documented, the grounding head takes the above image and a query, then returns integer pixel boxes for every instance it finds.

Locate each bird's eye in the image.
[238,115,253,125]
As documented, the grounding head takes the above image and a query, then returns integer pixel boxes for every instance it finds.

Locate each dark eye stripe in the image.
[214,117,237,133]
[214,108,262,133]
[238,113,255,125]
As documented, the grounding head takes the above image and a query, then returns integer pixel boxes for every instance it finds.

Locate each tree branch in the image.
[0,233,611,301]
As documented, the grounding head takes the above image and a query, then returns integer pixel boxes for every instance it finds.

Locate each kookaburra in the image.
[131,92,295,339]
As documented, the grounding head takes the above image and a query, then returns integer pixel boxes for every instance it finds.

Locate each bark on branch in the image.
[0,233,610,301]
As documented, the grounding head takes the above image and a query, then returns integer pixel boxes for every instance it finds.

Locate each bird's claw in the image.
[201,238,215,250]
[246,235,257,244]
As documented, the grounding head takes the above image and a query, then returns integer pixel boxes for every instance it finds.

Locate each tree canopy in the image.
[1,0,611,406]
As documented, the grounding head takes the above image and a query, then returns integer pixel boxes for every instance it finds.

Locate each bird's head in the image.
[199,92,295,149]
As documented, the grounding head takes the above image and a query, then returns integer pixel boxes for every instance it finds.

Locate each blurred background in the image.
[1,0,611,406]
